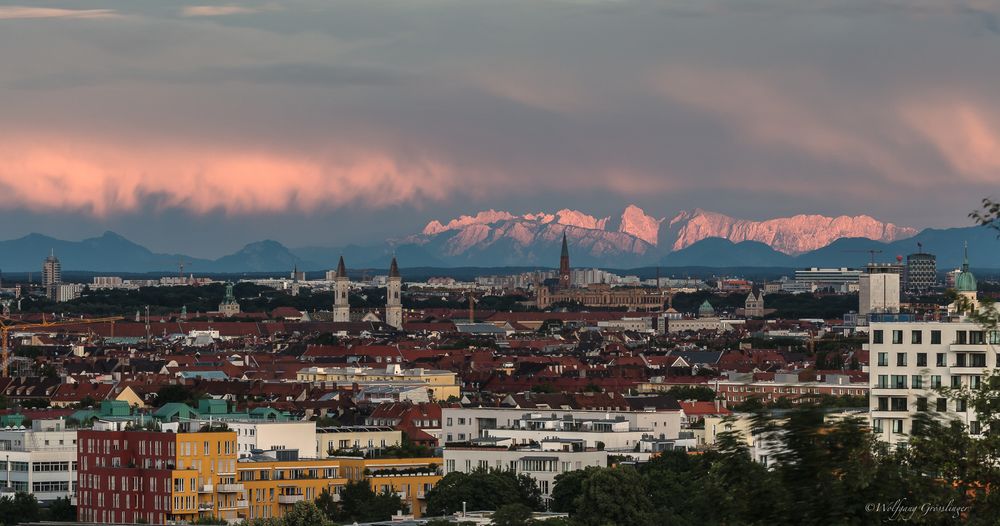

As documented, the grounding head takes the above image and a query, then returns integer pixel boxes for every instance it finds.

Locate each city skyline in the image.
[2,0,1000,255]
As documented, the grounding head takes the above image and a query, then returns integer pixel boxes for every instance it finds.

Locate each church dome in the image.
[956,243,977,293]
[698,300,715,317]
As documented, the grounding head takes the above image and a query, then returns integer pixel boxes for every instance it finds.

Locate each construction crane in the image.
[0,316,122,376]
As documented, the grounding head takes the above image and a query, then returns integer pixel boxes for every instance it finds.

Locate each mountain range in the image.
[0,206,994,272]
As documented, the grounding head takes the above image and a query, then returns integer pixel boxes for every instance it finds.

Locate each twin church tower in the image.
[333,256,403,329]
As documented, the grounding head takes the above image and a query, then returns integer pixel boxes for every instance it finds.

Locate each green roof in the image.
[956,243,977,293]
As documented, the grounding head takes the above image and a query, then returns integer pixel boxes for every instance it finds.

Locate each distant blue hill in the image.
[0,225,996,273]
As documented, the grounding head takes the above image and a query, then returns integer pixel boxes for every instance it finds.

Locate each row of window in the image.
[875,374,982,390]
[872,329,1000,346]
[876,352,989,368]
[875,396,971,413]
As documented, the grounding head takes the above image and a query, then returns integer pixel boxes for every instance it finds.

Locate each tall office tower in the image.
[905,251,937,294]
[859,263,901,320]
[333,256,350,322]
[385,257,403,330]
[42,250,61,300]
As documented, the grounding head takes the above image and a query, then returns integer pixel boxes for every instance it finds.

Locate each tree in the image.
[156,384,198,405]
[0,492,39,526]
[328,479,405,523]
[281,501,331,526]
[46,496,75,521]
[574,466,654,526]
[314,488,338,521]
[425,469,542,517]
[492,503,534,526]
[550,467,598,513]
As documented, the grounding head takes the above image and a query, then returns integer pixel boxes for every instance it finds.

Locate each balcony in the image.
[198,503,214,511]
[236,499,249,508]
[278,494,305,505]
[199,484,214,493]
[217,483,245,493]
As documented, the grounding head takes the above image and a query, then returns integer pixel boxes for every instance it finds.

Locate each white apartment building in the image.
[859,265,901,319]
[441,401,682,447]
[444,438,607,499]
[868,318,997,445]
[0,419,78,502]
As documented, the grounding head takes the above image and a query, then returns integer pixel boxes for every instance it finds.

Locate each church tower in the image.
[386,257,403,330]
[333,256,350,322]
[559,232,571,289]
[953,242,978,313]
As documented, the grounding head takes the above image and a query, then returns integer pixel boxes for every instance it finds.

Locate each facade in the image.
[536,283,666,310]
[218,282,241,317]
[859,264,901,319]
[744,289,765,318]
[793,268,861,291]
[0,419,77,502]
[42,251,62,301]
[868,318,995,445]
[297,364,460,401]
[441,402,682,446]
[333,256,351,323]
[904,252,937,294]
[444,441,606,500]
[386,257,403,330]
[316,426,403,457]
[77,428,440,523]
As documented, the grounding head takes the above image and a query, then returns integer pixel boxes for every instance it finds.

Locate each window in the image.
[972,376,982,389]
[873,419,884,433]
[957,354,967,367]
[876,375,888,389]
[971,331,985,345]
[936,398,947,412]
[936,353,946,367]
[878,353,888,367]
[912,331,923,344]
[972,354,987,367]
[890,398,907,411]
[991,331,1000,345]
[916,398,928,412]
[896,353,907,366]
[971,421,982,435]
[891,375,906,389]
[916,353,927,367]
[952,376,962,388]
[911,375,922,389]
[892,330,904,344]
[957,399,967,412]
[931,330,942,344]
[958,331,968,345]
[931,375,942,388]
[892,420,903,433]
[873,330,884,344]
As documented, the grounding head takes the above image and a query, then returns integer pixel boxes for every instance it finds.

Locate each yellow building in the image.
[339,456,442,517]
[296,364,460,401]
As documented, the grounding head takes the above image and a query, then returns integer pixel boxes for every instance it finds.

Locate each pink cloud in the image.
[0,7,119,20]
[0,139,456,216]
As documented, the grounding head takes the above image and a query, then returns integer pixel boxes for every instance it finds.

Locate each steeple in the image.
[558,232,571,289]
[389,256,400,278]
[336,256,347,278]
[561,232,569,259]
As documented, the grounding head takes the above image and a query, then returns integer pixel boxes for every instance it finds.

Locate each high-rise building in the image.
[859,264,900,320]
[558,232,571,290]
[904,252,937,294]
[42,250,61,300]
[385,257,403,330]
[333,256,350,322]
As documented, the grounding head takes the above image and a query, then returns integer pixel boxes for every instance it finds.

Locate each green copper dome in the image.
[698,300,715,316]
[956,243,977,293]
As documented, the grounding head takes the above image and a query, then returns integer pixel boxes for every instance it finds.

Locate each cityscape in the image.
[3,1,1000,525]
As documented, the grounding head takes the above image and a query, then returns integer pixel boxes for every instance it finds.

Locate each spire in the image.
[389,256,400,278]
[561,232,569,259]
[336,256,347,278]
[963,241,970,271]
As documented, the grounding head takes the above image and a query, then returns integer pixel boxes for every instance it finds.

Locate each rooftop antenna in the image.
[917,242,923,253]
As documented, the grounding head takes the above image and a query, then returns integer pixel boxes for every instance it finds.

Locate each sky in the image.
[2,0,1000,257]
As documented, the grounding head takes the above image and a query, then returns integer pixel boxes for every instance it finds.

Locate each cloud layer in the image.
[2,0,1000,252]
